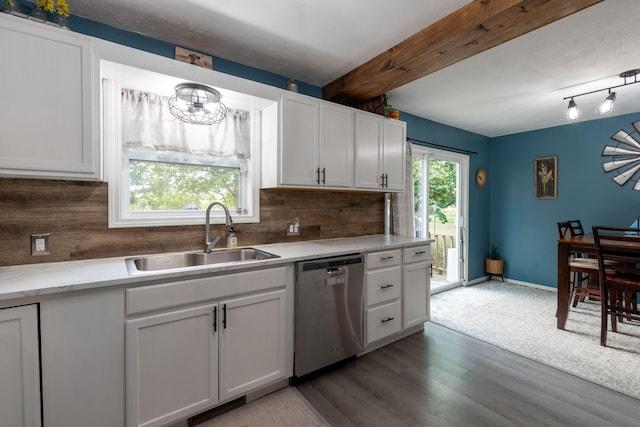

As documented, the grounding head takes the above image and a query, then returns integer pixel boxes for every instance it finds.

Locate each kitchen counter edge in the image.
[0,235,432,302]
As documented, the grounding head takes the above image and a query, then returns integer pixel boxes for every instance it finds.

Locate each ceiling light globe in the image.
[566,99,581,121]
[596,92,616,116]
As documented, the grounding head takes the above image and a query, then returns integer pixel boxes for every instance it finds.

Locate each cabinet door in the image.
[280,92,319,186]
[403,261,430,329]
[320,102,353,187]
[219,289,287,401]
[0,304,41,427]
[0,17,99,180]
[383,120,406,191]
[126,304,218,427]
[354,112,383,189]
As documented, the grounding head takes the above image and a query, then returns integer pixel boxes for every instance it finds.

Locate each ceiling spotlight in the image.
[168,83,228,125]
[566,98,580,121]
[596,91,616,116]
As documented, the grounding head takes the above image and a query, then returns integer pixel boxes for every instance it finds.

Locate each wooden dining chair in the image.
[592,225,640,346]
[557,221,600,307]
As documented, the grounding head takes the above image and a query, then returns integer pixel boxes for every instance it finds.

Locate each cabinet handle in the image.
[380,256,394,261]
[381,317,395,324]
[429,263,433,278]
[385,174,389,188]
[415,251,427,255]
[380,283,394,289]
[321,167,326,184]
[316,168,321,184]
[223,304,227,329]
[213,306,217,332]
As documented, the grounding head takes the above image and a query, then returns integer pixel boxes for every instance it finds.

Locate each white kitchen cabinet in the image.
[402,245,431,329]
[125,267,290,427]
[219,289,287,401]
[365,249,402,344]
[0,14,99,181]
[274,91,353,188]
[0,304,41,427]
[126,304,218,427]
[354,111,406,191]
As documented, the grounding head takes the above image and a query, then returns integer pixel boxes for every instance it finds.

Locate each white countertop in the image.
[0,234,431,302]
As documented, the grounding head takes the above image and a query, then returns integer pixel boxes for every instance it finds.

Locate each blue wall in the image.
[491,113,640,287]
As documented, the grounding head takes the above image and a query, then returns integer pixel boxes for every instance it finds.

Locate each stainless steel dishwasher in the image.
[294,254,365,378]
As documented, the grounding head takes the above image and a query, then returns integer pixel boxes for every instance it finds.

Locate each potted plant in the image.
[485,243,504,280]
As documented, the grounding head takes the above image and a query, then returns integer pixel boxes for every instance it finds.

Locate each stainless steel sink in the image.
[126,248,280,273]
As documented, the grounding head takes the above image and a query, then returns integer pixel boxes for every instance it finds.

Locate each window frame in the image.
[103,79,261,228]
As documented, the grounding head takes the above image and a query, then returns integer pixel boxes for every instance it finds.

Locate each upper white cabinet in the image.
[354,111,406,191]
[266,91,406,192]
[0,304,41,427]
[0,15,99,181]
[272,91,353,189]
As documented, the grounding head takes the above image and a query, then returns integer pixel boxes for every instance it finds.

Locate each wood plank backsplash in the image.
[0,178,385,267]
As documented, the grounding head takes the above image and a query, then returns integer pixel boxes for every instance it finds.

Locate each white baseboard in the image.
[469,275,557,292]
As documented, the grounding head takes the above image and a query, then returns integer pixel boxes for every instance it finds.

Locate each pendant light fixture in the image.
[563,69,640,121]
[566,98,581,121]
[596,91,616,116]
[168,83,228,125]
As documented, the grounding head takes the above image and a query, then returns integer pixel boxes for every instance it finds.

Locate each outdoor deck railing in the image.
[431,233,455,274]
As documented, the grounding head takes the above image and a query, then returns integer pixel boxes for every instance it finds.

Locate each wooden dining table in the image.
[556,233,597,329]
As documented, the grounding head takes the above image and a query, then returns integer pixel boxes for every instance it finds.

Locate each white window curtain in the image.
[121,88,251,159]
[391,141,415,237]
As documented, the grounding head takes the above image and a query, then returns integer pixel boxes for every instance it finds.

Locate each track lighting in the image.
[563,69,640,121]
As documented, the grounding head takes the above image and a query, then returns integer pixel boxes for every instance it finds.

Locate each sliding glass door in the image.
[412,145,469,294]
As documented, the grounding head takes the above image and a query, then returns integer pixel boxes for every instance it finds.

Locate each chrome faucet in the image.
[204,201,234,253]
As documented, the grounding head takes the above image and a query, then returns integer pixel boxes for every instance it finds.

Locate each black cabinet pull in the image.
[380,283,394,289]
[381,317,394,324]
[429,263,433,278]
[415,251,427,255]
[316,168,321,184]
[223,304,227,329]
[321,167,326,184]
[213,306,217,332]
[380,256,394,261]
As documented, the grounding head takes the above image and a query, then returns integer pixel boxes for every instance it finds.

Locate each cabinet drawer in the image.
[403,245,431,263]
[366,249,401,269]
[366,266,401,306]
[126,267,287,315]
[366,300,402,344]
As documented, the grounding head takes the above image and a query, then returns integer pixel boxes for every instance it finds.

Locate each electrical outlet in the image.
[31,233,51,256]
[287,218,300,236]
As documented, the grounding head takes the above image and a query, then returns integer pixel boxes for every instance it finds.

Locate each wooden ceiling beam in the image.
[322,0,604,105]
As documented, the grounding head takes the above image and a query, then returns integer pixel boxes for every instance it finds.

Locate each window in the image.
[103,78,262,228]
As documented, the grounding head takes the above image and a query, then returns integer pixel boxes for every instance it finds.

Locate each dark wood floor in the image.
[296,323,640,427]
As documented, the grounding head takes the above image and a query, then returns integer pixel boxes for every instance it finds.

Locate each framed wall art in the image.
[534,156,557,199]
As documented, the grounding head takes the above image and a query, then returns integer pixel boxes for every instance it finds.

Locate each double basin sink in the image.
[126,247,280,274]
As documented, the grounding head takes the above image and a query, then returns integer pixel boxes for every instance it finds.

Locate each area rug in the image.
[200,387,330,426]
[430,280,640,400]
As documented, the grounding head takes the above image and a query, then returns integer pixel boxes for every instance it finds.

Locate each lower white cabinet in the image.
[365,245,431,346]
[125,268,289,427]
[126,304,219,427]
[0,304,41,427]
[219,289,287,401]
[403,246,431,329]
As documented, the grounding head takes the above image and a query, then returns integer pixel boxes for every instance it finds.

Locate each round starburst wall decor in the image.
[601,120,640,191]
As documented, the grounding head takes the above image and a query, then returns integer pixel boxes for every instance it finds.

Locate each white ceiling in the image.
[68,0,640,137]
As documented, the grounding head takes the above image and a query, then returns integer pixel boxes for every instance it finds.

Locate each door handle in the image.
[222,304,227,329]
